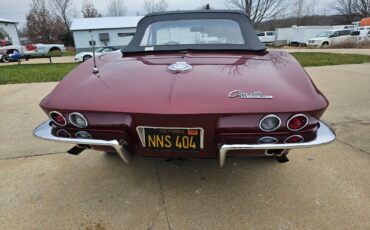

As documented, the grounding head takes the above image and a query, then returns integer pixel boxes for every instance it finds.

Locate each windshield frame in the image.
[122,11,266,54]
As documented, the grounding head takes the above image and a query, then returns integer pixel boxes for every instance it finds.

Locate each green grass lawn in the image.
[291,52,370,67]
[1,52,370,85]
[0,63,79,85]
[62,50,76,56]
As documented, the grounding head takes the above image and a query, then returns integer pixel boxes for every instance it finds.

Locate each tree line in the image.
[331,0,369,23]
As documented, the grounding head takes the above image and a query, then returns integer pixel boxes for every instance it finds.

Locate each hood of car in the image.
[42,51,328,114]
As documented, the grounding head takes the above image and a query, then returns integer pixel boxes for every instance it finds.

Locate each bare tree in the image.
[143,0,168,14]
[106,0,128,16]
[292,0,317,25]
[49,0,75,34]
[331,0,357,23]
[225,0,292,25]
[26,0,66,43]
[293,0,305,25]
[82,0,100,18]
[355,0,369,17]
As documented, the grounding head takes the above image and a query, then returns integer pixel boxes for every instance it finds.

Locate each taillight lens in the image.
[287,114,309,131]
[75,131,92,139]
[259,114,281,132]
[258,136,278,144]
[56,129,71,138]
[49,111,66,126]
[285,135,304,143]
[69,112,88,128]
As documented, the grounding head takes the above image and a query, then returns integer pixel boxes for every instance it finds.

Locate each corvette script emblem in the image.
[228,90,273,99]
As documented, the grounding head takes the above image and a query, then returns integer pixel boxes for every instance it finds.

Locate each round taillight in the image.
[75,131,92,139]
[69,112,88,128]
[258,136,278,144]
[56,129,71,138]
[287,114,309,131]
[259,114,281,132]
[285,135,304,143]
[49,111,66,126]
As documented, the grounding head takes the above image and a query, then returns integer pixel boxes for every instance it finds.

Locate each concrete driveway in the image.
[0,64,369,229]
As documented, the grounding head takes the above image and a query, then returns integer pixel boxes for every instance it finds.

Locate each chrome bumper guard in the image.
[33,120,132,163]
[219,121,336,167]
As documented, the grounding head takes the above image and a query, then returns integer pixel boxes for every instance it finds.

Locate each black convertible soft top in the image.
[122,10,266,53]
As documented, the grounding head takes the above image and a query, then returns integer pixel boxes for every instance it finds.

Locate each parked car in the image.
[74,46,118,62]
[33,10,335,167]
[257,31,275,44]
[0,43,66,62]
[307,29,353,48]
[0,47,21,62]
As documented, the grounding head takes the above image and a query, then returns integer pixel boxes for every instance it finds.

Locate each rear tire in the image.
[83,55,92,62]
[1,54,9,63]
[48,47,62,56]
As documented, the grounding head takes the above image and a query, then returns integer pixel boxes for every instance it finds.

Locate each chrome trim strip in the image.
[219,121,336,167]
[69,112,88,128]
[136,126,205,149]
[287,114,309,131]
[49,111,67,126]
[33,120,132,164]
[259,114,281,132]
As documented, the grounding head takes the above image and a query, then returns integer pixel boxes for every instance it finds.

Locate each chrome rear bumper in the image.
[33,120,132,163]
[34,120,335,167]
[219,121,336,167]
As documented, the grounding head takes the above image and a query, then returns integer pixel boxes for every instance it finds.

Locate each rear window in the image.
[140,19,245,46]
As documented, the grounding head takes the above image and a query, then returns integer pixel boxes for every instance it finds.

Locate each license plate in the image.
[137,127,204,152]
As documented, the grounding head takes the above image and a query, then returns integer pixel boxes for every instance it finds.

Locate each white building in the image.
[0,18,20,46]
[70,16,143,53]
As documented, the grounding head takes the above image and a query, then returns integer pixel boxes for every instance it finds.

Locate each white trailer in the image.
[274,27,295,46]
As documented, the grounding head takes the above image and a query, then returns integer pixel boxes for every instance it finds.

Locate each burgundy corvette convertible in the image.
[34,11,335,167]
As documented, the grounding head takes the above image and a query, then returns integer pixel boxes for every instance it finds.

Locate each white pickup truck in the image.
[0,43,66,62]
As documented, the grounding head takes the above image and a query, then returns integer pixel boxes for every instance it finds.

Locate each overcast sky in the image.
[0,0,334,27]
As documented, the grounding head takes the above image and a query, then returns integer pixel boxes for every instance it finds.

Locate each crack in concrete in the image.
[328,120,370,126]
[154,161,172,230]
[0,151,66,161]
[336,139,370,155]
